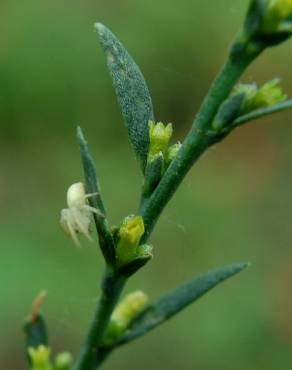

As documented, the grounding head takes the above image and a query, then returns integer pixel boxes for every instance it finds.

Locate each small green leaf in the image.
[233,98,292,127]
[115,262,249,346]
[24,314,48,350]
[24,292,49,365]
[212,93,246,130]
[118,244,153,277]
[24,291,48,352]
[244,0,266,38]
[243,0,292,47]
[77,126,116,265]
[143,153,164,197]
[54,352,73,370]
[95,23,154,170]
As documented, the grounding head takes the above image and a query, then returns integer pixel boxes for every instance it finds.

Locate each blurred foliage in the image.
[1,0,292,369]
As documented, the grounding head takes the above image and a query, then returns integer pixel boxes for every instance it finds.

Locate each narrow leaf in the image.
[24,314,48,349]
[213,93,245,130]
[232,99,292,127]
[77,126,116,265]
[118,245,153,277]
[95,23,154,170]
[23,291,48,364]
[114,262,249,346]
[143,153,164,197]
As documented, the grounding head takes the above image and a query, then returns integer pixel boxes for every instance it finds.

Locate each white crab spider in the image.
[60,182,102,246]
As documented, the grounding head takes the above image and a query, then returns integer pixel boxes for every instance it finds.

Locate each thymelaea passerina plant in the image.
[23,1,292,369]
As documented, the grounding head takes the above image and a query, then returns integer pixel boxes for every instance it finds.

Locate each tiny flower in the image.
[148,121,173,161]
[233,83,259,113]
[253,78,287,107]
[242,0,292,49]
[116,215,145,264]
[119,215,145,248]
[235,78,287,114]
[104,290,149,345]
[54,352,73,370]
[166,142,182,165]
[212,78,287,130]
[263,0,292,32]
[28,345,51,370]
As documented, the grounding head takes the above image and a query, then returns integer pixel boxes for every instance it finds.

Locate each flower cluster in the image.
[244,0,292,48]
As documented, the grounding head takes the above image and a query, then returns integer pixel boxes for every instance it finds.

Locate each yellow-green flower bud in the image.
[116,215,145,265]
[28,345,52,370]
[263,0,292,32]
[148,121,173,161]
[235,79,287,114]
[238,0,292,55]
[253,78,287,107]
[54,352,73,370]
[166,142,182,165]
[233,83,258,113]
[104,290,149,345]
[270,0,292,17]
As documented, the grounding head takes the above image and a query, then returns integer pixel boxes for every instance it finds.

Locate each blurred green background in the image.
[1,0,292,369]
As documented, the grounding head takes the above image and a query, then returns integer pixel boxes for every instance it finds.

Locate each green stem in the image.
[140,52,256,242]
[76,41,264,370]
[73,269,127,370]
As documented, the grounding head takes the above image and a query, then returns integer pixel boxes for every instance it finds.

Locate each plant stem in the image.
[73,269,127,370]
[140,52,256,242]
[76,41,264,370]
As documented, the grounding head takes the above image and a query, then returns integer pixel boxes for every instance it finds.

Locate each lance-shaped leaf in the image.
[23,291,48,364]
[111,262,249,347]
[143,152,164,197]
[118,244,153,277]
[212,93,246,130]
[232,98,292,128]
[24,314,48,350]
[95,23,154,170]
[77,126,116,265]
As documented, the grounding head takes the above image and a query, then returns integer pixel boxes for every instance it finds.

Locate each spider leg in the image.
[71,208,93,242]
[66,220,81,247]
[84,205,105,218]
[84,192,99,199]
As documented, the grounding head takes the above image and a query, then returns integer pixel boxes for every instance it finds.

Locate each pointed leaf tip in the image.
[77,126,116,265]
[76,125,82,136]
[94,23,107,43]
[24,292,49,354]
[111,262,249,347]
[95,23,154,171]
[94,22,103,32]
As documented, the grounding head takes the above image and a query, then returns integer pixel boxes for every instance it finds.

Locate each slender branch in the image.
[233,99,292,127]
[74,52,257,370]
[74,24,292,370]
[73,270,126,370]
[140,52,256,242]
[95,263,249,367]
